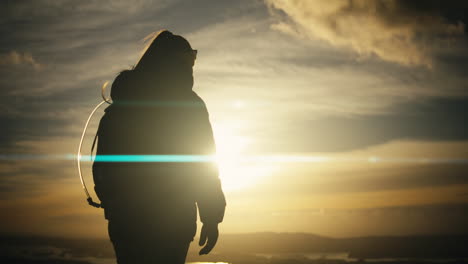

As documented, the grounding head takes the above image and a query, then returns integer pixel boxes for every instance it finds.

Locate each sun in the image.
[212,123,274,192]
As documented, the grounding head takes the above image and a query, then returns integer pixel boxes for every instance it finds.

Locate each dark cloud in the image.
[400,0,468,29]
[0,115,69,149]
[0,80,102,151]
[267,0,468,67]
[0,159,76,200]
[256,97,468,152]
[285,163,468,195]
[0,0,266,152]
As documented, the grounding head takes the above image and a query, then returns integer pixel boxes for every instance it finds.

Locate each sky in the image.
[1,0,468,239]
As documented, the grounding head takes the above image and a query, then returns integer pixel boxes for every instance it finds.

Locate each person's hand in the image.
[198,223,219,255]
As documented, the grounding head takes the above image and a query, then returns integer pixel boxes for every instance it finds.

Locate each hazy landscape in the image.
[2,233,467,264]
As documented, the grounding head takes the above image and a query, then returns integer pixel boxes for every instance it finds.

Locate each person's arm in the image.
[197,160,226,255]
[196,162,226,225]
[193,99,226,254]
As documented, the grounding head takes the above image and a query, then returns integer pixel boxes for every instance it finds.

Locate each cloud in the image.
[0,0,465,162]
[266,0,467,67]
[0,51,43,70]
[230,96,468,153]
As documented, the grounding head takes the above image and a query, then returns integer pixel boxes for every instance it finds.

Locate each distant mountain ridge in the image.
[1,232,468,261]
[218,232,468,259]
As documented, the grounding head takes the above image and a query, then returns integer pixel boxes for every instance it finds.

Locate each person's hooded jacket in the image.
[92,35,225,240]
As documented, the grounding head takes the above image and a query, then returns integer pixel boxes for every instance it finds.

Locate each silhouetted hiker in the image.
[92,30,226,264]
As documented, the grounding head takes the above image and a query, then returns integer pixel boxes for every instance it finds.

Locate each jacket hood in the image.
[110,67,194,103]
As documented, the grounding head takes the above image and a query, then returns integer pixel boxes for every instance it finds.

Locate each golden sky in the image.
[1,0,468,238]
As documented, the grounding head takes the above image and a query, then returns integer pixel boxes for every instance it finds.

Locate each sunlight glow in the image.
[213,123,275,192]
[232,100,246,108]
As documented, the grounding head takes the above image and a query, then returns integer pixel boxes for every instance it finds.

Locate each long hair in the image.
[111,30,195,102]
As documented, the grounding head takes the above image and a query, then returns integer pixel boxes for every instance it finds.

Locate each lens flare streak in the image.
[0,154,468,164]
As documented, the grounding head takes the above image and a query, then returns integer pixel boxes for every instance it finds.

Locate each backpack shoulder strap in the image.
[91,130,98,155]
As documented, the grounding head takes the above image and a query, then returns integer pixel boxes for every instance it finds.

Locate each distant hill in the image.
[1,232,468,263]
[217,232,468,259]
